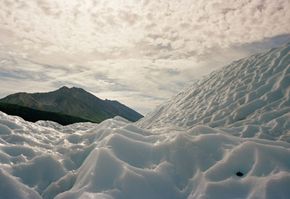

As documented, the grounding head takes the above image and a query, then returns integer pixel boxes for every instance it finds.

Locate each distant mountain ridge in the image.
[0,86,143,124]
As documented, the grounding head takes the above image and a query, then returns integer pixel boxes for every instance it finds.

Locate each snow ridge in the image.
[138,43,290,142]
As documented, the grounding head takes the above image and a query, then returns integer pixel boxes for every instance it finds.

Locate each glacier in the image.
[0,43,289,199]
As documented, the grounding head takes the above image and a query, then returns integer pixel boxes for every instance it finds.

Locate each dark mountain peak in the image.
[54,86,85,97]
[57,86,87,94]
[54,86,71,95]
[59,86,70,90]
[0,87,143,123]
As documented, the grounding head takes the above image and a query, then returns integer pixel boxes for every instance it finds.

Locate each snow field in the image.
[1,111,290,198]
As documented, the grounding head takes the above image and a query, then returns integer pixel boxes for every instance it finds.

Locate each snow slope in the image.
[138,43,290,142]
[0,43,289,199]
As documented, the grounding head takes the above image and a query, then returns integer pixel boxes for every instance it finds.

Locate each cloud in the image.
[0,0,289,58]
[0,0,290,113]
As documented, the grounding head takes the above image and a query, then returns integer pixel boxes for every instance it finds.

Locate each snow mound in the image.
[1,110,290,199]
[138,43,290,142]
[0,43,290,198]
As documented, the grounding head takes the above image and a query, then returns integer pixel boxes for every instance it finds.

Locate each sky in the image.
[0,0,290,114]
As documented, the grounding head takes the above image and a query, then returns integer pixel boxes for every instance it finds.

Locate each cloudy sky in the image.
[0,0,290,114]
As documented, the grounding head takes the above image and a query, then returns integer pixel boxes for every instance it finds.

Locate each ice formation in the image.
[0,43,289,199]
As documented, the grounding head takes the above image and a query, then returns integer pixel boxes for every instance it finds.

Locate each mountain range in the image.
[0,86,143,124]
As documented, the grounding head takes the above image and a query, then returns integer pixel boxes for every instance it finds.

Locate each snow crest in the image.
[0,43,290,199]
[138,44,290,143]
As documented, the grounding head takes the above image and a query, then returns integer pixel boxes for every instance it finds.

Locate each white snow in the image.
[138,44,290,142]
[0,43,289,199]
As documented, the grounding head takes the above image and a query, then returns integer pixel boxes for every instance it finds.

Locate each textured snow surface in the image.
[138,43,290,143]
[1,112,290,199]
[0,44,290,199]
